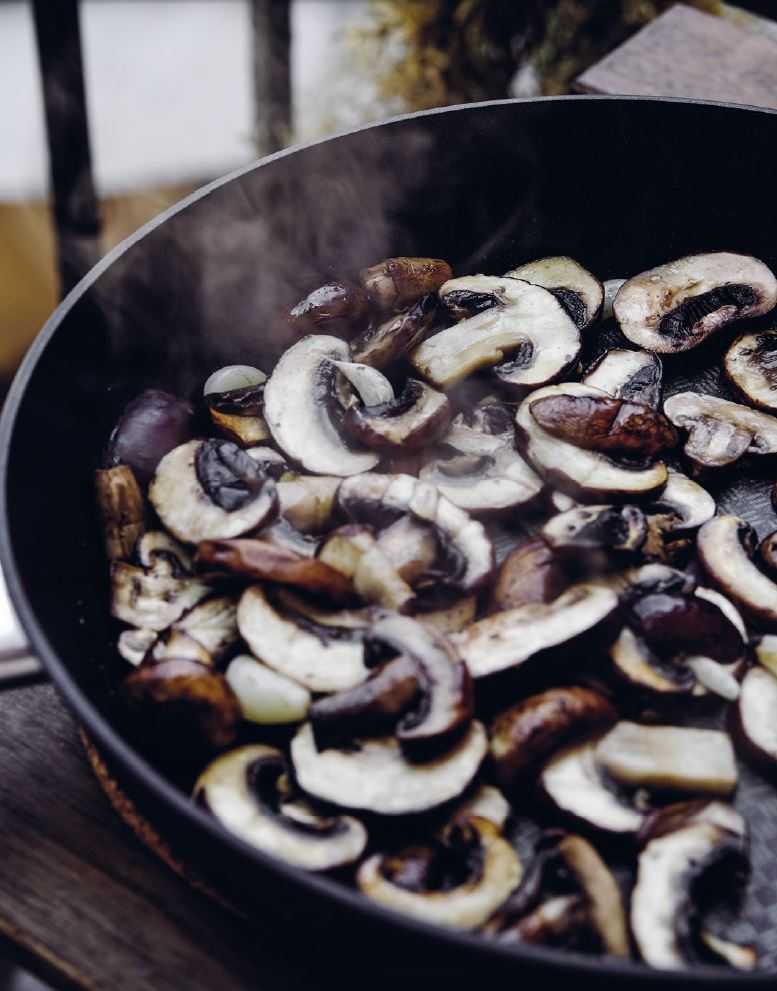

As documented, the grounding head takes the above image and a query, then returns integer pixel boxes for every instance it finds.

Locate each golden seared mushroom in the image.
[504,256,604,330]
[614,252,777,354]
[194,745,367,870]
[285,281,371,338]
[664,392,777,472]
[582,349,663,409]
[350,294,439,368]
[595,723,738,797]
[489,538,569,613]
[149,439,279,544]
[360,256,452,312]
[95,464,145,561]
[343,379,452,453]
[725,330,777,412]
[357,817,521,930]
[237,585,369,693]
[225,655,311,725]
[452,584,619,680]
[542,504,647,556]
[124,658,240,754]
[515,384,668,502]
[263,336,380,476]
[413,277,580,391]
[733,664,777,776]
[106,389,195,485]
[290,720,488,815]
[419,446,544,515]
[490,688,617,791]
[276,475,341,533]
[203,364,270,446]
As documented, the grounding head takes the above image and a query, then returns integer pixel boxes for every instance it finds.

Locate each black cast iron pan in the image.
[3,96,777,987]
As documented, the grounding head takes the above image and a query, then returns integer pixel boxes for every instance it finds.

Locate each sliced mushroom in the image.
[418,595,478,636]
[224,655,311,725]
[277,475,341,533]
[596,722,737,796]
[318,526,415,613]
[204,368,271,447]
[646,468,715,533]
[136,531,193,575]
[755,634,777,676]
[343,379,451,452]
[419,445,544,515]
[639,798,747,845]
[627,591,744,665]
[504,257,603,330]
[149,439,278,544]
[610,627,695,696]
[411,278,580,391]
[331,360,395,408]
[725,330,777,412]
[194,745,367,870]
[204,364,267,399]
[350,294,438,368]
[452,785,511,831]
[453,584,619,679]
[542,505,647,555]
[337,474,494,591]
[171,595,238,661]
[117,627,157,667]
[237,585,368,693]
[208,407,272,447]
[263,336,379,475]
[491,894,591,947]
[374,516,438,585]
[664,391,777,471]
[733,664,777,775]
[111,561,211,631]
[95,465,145,561]
[700,932,757,971]
[273,588,369,631]
[441,401,515,456]
[614,252,777,353]
[489,538,569,613]
[357,817,521,929]
[149,629,213,667]
[698,515,777,629]
[290,720,488,815]
[361,257,452,312]
[582,349,663,409]
[540,739,644,836]
[516,383,668,502]
[601,278,626,321]
[286,281,371,338]
[106,389,194,485]
[490,687,617,790]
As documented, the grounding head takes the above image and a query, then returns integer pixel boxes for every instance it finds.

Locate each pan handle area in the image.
[0,569,46,690]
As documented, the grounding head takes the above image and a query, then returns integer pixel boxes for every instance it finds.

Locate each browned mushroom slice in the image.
[225,655,311,725]
[208,407,272,447]
[106,389,195,485]
[698,515,777,629]
[489,538,569,614]
[733,664,777,775]
[95,464,145,561]
[504,256,603,330]
[277,475,341,533]
[195,539,353,602]
[614,252,777,353]
[664,392,777,471]
[194,745,367,870]
[350,294,439,368]
[610,627,695,696]
[582,349,663,408]
[646,468,715,533]
[542,504,647,555]
[343,379,451,452]
[490,687,617,790]
[357,817,521,929]
[360,257,452,311]
[204,366,271,446]
[111,561,211,631]
[516,383,668,502]
[626,591,744,665]
[285,281,371,338]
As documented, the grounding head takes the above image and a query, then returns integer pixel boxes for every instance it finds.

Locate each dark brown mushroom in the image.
[360,257,452,311]
[204,365,270,446]
[489,538,569,613]
[626,592,744,665]
[285,281,371,338]
[95,464,145,561]
[760,530,777,577]
[350,294,439,368]
[106,389,195,485]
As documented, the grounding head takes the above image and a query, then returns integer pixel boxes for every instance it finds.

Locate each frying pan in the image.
[2,96,777,987]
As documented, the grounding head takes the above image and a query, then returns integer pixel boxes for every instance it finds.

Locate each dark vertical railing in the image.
[31,0,101,297]
[251,0,293,154]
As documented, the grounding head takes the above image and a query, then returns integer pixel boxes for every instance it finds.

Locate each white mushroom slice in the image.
[375,517,437,585]
[136,531,193,575]
[245,446,288,479]
[684,657,740,702]
[516,383,668,502]
[343,379,451,452]
[698,515,777,629]
[453,785,511,831]
[277,475,341,533]
[419,445,543,514]
[441,403,514,456]
[331,360,395,407]
[111,562,211,631]
[596,723,737,796]
[174,596,238,660]
[601,278,626,321]
[735,665,777,773]
[505,256,603,329]
[542,504,647,554]
[117,627,157,666]
[540,739,644,835]
[647,468,715,532]
[549,491,579,514]
[193,745,366,871]
[150,629,212,666]
[290,720,488,815]
[725,330,777,412]
[263,335,379,475]
[411,278,580,391]
[453,584,618,679]
[237,585,368,693]
[755,634,777,677]
[203,365,266,396]
[632,820,748,970]
[225,655,311,725]
[357,818,521,929]
[582,349,663,409]
[614,252,777,353]
[664,392,777,471]
[149,440,278,543]
[610,627,694,695]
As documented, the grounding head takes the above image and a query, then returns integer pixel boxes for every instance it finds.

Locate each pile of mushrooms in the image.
[98,249,777,972]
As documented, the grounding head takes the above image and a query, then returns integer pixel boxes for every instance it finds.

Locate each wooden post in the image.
[251,0,293,154]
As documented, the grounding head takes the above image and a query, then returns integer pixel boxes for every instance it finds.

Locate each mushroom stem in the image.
[95,465,145,561]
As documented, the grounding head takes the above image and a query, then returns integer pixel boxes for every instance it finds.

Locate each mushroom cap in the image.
[724,330,777,413]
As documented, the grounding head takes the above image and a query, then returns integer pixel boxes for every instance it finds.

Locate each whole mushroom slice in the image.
[237,585,369,693]
[411,278,580,391]
[490,687,617,790]
[95,464,145,561]
[350,294,438,368]
[631,818,750,970]
[290,720,488,815]
[453,584,619,679]
[516,383,668,502]
[646,468,715,533]
[277,475,341,533]
[263,335,379,476]
[357,817,521,930]
[225,655,311,725]
[285,281,371,338]
[505,256,604,330]
[596,722,738,796]
[542,504,647,555]
[343,379,451,452]
[540,739,644,836]
[194,745,367,870]
[698,515,777,629]
[664,392,777,471]
[111,561,211,631]
[149,440,278,544]
[582,349,663,409]
[614,252,777,353]
[733,664,777,775]
[489,538,569,614]
[361,257,452,312]
[601,278,626,321]
[419,445,543,515]
[725,330,777,412]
